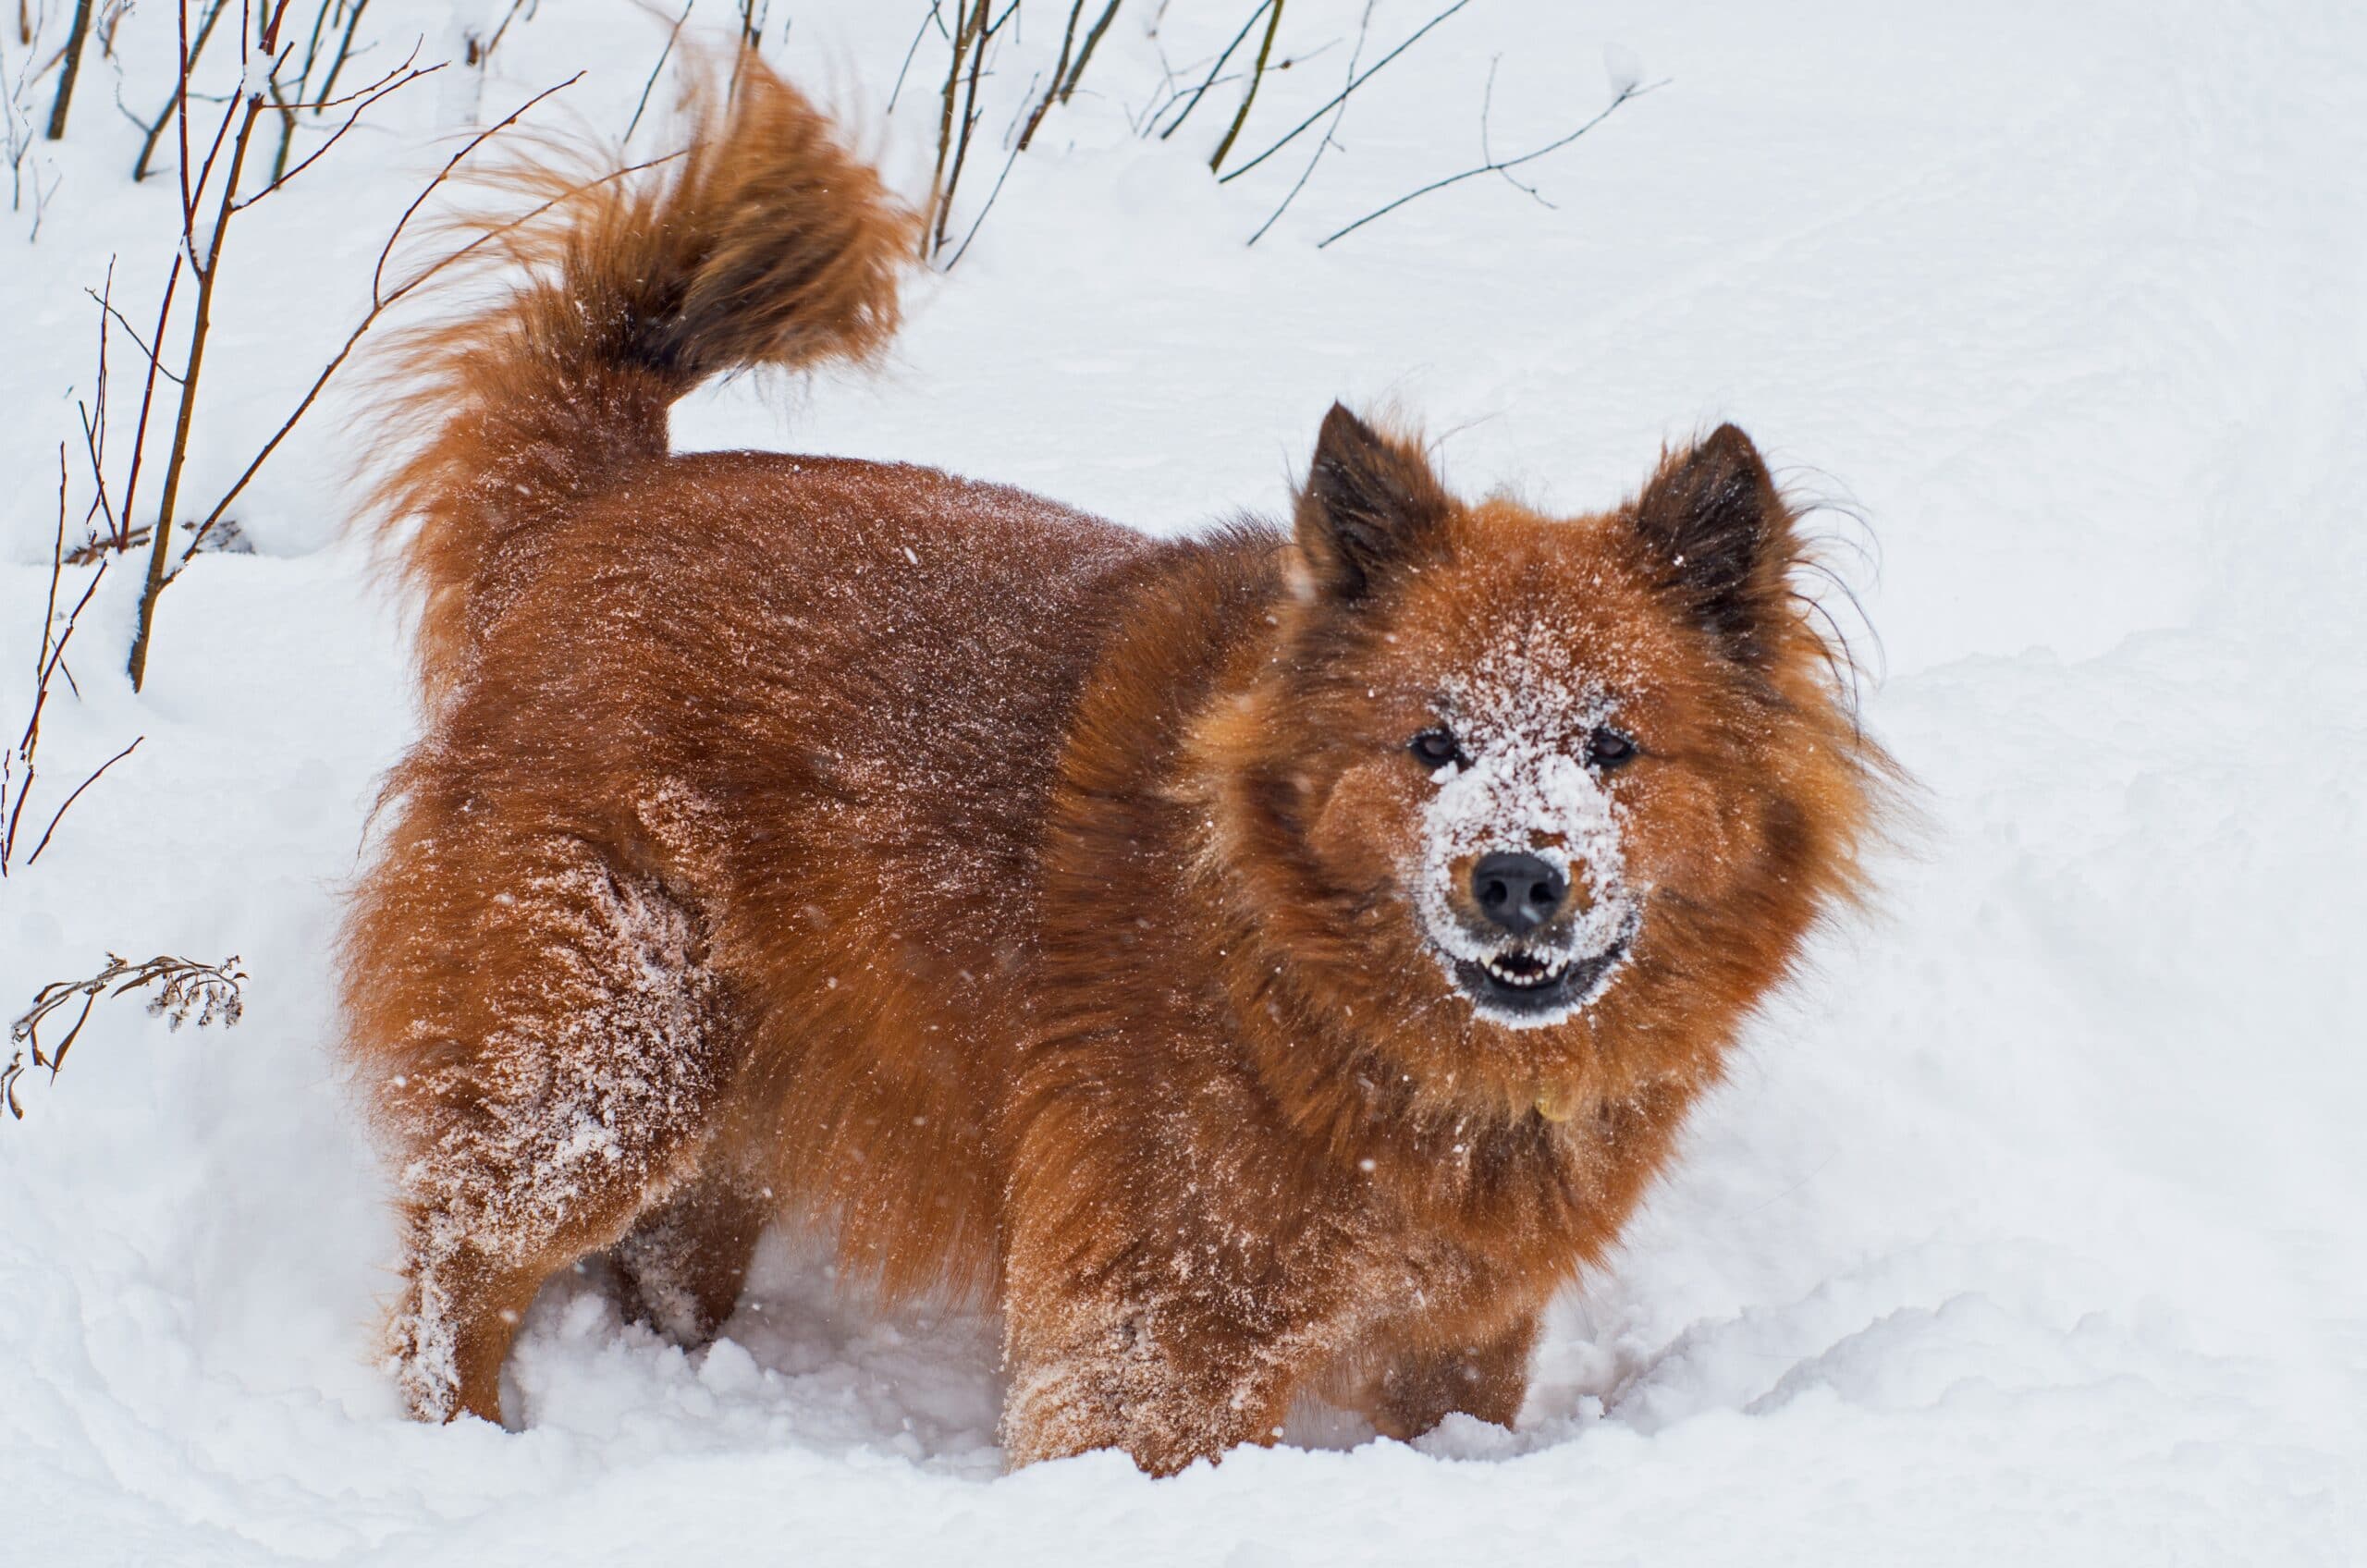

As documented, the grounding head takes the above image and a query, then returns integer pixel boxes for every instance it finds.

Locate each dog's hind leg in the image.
[349,822,730,1424]
[1361,1309,1540,1440]
[609,1162,770,1345]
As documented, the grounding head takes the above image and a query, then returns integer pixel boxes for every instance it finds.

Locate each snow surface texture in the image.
[3,1,2361,1563]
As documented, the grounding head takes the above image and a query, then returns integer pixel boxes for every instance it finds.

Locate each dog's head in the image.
[1196,406,1885,1114]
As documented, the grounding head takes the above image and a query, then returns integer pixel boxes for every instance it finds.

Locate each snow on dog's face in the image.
[1405,643,1645,1028]
[1197,407,1878,1113]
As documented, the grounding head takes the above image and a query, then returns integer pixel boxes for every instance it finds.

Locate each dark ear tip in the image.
[1699,423,1762,465]
[1318,401,1376,448]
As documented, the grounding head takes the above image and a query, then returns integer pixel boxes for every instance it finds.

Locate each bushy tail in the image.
[366,54,918,694]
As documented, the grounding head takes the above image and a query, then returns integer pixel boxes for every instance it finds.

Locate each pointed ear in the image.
[1294,404,1453,602]
[1632,423,1795,663]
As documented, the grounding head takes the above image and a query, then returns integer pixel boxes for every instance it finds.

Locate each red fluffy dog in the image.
[344,57,1891,1474]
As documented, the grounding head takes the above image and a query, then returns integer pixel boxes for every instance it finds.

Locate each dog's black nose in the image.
[1471,851,1565,937]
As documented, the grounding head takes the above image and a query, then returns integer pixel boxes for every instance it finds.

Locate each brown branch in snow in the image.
[42,0,92,138]
[1208,0,1282,173]
[126,0,285,692]
[1016,0,1086,153]
[922,0,983,258]
[312,0,370,109]
[1057,0,1121,104]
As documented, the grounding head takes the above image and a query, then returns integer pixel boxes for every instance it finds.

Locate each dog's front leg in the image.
[997,1106,1355,1476]
[999,1262,1335,1476]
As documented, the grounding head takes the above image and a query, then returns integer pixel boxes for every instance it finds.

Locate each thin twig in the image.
[313,0,368,108]
[922,0,983,258]
[24,737,140,865]
[238,52,437,210]
[624,0,693,146]
[943,135,1023,268]
[1156,0,1264,141]
[1217,0,1469,184]
[887,1,947,115]
[129,5,279,691]
[178,75,589,560]
[1317,76,1663,248]
[1245,0,1369,246]
[131,0,227,180]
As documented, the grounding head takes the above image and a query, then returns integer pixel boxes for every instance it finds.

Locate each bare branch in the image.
[1208,0,1282,173]
[24,736,140,866]
[1246,0,1370,247]
[1217,0,1470,184]
[372,71,583,305]
[1158,0,1266,141]
[888,2,948,115]
[313,0,370,109]
[43,0,93,139]
[1058,0,1122,104]
[1017,0,1086,153]
[176,76,594,560]
[625,0,693,147]
[1317,76,1663,249]
[238,54,440,210]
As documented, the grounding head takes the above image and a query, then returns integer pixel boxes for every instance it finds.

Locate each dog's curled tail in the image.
[365,54,918,694]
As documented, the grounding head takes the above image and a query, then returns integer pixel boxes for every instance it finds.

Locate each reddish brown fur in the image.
[342,55,1893,1473]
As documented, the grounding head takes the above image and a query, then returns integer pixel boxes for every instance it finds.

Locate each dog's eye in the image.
[1586,727,1638,770]
[1409,729,1466,772]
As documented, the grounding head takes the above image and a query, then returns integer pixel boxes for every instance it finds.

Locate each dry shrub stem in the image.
[1016,0,1086,152]
[0,449,133,878]
[2,955,245,1121]
[1208,0,1282,173]
[1057,0,1120,104]
[42,0,92,139]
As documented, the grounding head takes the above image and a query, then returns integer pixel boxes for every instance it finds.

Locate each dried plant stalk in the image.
[3,954,245,1120]
[1208,0,1282,173]
[43,0,94,139]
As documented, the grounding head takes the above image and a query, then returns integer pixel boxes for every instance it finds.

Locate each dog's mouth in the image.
[1443,916,1637,1024]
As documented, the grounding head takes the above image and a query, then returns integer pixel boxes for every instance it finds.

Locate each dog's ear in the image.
[1294,404,1453,603]
[1631,424,1795,663]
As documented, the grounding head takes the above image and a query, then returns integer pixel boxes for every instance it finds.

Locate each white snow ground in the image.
[2,1,2361,1562]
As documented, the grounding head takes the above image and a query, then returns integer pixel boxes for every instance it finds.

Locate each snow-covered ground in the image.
[3,1,2361,1562]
